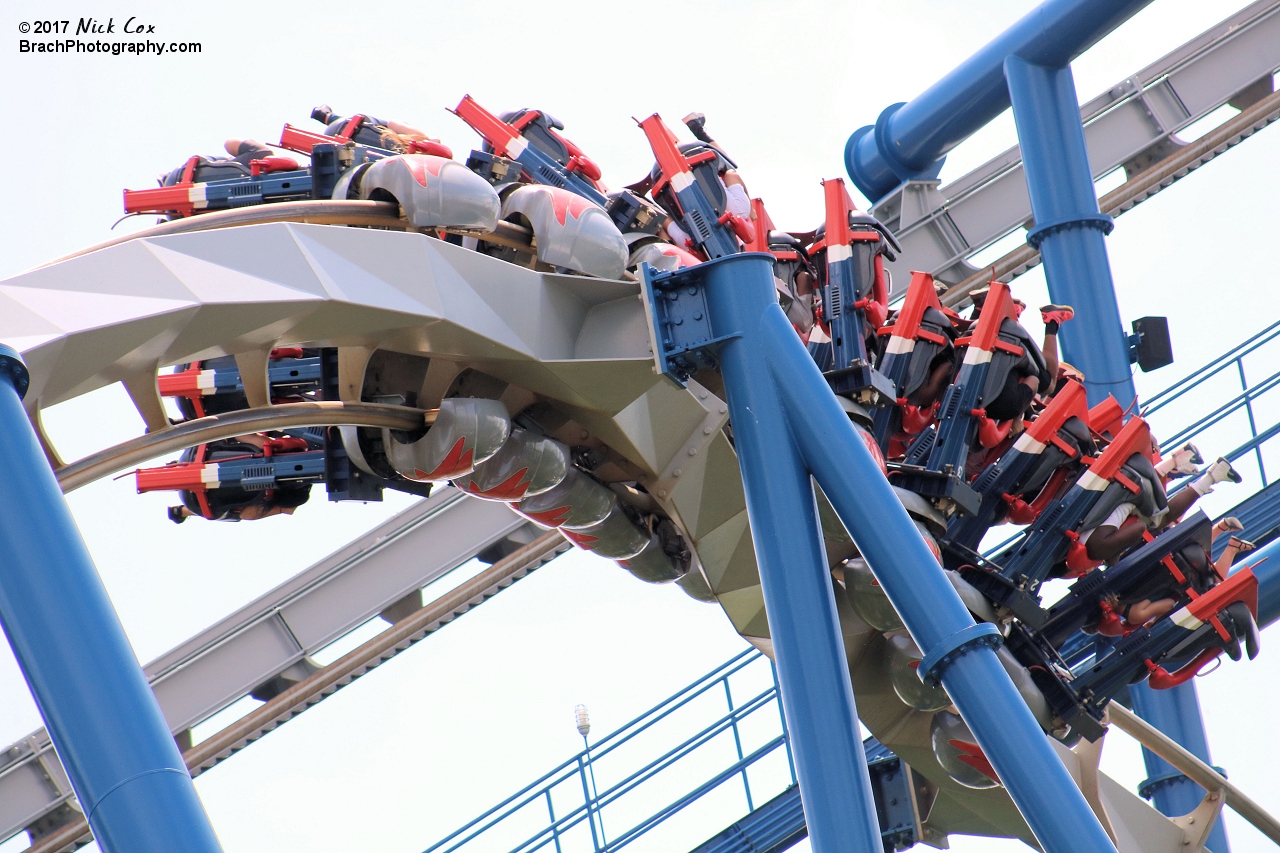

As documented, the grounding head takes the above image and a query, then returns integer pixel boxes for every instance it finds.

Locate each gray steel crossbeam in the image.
[874,0,1280,290]
[144,486,527,733]
[0,737,75,847]
[0,487,530,845]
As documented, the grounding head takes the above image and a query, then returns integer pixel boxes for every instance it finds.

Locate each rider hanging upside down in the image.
[1081,445,1241,566]
[1104,516,1253,628]
[1087,439,1245,625]
[965,290,1074,427]
[164,436,314,523]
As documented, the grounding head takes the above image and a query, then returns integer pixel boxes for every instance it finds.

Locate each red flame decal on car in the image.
[522,506,573,528]
[553,189,594,226]
[405,155,447,187]
[466,468,532,501]
[561,529,600,549]
[413,436,473,480]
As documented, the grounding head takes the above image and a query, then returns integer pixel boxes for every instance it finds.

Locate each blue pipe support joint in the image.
[917,622,1003,687]
[1003,54,1136,410]
[845,104,946,203]
[844,0,1154,202]
[1129,679,1230,852]
[843,128,885,202]
[1026,212,1114,249]
[872,103,947,186]
[1138,768,1227,801]
[0,344,29,400]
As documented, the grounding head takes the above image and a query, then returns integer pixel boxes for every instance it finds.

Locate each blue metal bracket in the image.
[1138,767,1228,801]
[639,263,737,387]
[868,751,924,851]
[1127,332,1144,363]
[0,344,29,400]
[1026,212,1114,248]
[918,623,1003,687]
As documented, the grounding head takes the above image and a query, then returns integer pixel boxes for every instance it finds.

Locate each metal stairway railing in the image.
[1142,318,1280,487]
[422,649,920,853]
[423,649,796,853]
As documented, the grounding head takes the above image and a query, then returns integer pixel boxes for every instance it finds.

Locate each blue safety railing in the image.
[424,649,794,853]
[1142,319,1280,487]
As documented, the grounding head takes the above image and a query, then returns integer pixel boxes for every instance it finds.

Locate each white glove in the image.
[1155,442,1202,477]
[1190,457,1241,496]
[666,220,693,250]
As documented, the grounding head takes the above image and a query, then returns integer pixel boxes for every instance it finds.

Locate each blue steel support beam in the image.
[680,254,1117,853]
[845,0,1153,202]
[0,346,223,853]
[696,260,885,853]
[1256,538,1280,627]
[1001,51,1219,846]
[1003,56,1136,411]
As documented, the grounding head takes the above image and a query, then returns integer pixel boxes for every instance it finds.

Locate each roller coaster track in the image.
[22,530,571,853]
[11,79,1278,853]
[31,65,1278,493]
[54,401,436,493]
[1106,702,1280,844]
[49,201,537,267]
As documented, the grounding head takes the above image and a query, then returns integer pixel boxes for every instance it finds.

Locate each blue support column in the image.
[697,261,886,853]
[1003,55,1135,411]
[762,322,1116,853]
[1002,58,1225,849]
[1255,539,1280,627]
[653,254,1117,853]
[0,346,223,853]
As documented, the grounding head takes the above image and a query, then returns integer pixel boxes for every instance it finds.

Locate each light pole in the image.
[575,704,608,849]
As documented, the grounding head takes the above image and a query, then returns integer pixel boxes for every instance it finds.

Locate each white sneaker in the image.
[1191,457,1241,495]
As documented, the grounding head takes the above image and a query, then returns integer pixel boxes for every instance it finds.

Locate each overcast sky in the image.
[1,1,1279,852]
